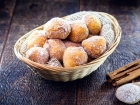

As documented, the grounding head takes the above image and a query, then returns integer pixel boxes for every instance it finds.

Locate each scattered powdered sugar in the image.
[20,37,28,56]
[116,83,140,104]
[46,58,62,67]
[100,24,114,47]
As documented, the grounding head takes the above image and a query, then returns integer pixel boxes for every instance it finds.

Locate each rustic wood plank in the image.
[0,0,79,105]
[0,0,16,60]
[77,0,140,105]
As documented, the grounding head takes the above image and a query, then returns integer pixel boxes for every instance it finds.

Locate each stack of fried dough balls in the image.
[26,14,107,68]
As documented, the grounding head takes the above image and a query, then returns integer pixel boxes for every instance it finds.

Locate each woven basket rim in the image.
[14,11,121,73]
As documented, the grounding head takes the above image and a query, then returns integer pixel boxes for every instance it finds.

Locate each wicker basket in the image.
[14,11,121,82]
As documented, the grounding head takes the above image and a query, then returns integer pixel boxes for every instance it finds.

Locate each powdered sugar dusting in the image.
[48,39,66,61]
[69,20,89,42]
[70,20,87,31]
[43,40,50,51]
[82,36,106,58]
[100,24,114,47]
[72,47,88,65]
[44,17,71,39]
[63,47,88,67]
[82,13,101,35]
[116,83,140,104]
[27,30,46,40]
[27,30,47,49]
[36,30,46,36]
[26,47,49,64]
[46,58,62,67]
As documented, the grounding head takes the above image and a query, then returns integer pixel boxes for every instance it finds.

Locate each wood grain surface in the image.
[0,0,16,61]
[0,0,140,105]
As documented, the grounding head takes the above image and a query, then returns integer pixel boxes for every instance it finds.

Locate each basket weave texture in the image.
[14,11,121,82]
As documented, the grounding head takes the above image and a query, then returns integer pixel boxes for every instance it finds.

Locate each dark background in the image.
[0,0,140,105]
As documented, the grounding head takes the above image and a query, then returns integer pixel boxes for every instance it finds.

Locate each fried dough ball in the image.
[26,47,49,64]
[63,40,81,48]
[82,36,107,58]
[63,47,88,67]
[83,14,101,35]
[68,20,89,43]
[27,30,47,50]
[47,39,66,62]
[44,17,71,39]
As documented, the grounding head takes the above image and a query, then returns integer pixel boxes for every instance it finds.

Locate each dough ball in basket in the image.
[26,47,49,64]
[82,36,107,58]
[27,30,47,50]
[44,17,71,39]
[68,20,89,43]
[82,14,101,35]
[46,39,66,62]
[63,46,88,67]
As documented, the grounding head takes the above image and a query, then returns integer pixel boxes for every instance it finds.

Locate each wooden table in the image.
[0,0,140,105]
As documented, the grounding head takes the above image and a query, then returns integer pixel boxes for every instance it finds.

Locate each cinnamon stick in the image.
[112,68,140,86]
[106,59,140,86]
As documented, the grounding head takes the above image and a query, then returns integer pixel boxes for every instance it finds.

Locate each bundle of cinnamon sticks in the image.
[106,59,140,86]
